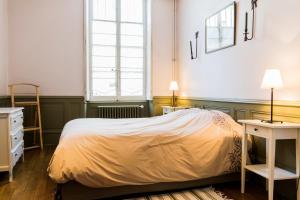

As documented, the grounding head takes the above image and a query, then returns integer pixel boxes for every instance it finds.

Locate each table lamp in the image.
[261,69,283,123]
[169,81,179,107]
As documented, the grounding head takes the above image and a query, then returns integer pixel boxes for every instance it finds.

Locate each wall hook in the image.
[244,0,258,41]
[190,31,199,60]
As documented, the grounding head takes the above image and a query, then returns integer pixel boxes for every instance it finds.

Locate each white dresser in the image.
[0,108,24,182]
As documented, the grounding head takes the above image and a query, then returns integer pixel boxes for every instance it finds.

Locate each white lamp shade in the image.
[169,81,179,91]
[261,69,283,89]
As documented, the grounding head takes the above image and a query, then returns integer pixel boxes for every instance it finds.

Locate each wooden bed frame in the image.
[55,173,240,200]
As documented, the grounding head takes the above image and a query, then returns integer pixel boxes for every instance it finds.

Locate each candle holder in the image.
[244,0,258,41]
[190,31,199,60]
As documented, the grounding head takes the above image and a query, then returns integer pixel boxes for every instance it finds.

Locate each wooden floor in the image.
[215,182,268,200]
[0,146,56,200]
[0,146,268,200]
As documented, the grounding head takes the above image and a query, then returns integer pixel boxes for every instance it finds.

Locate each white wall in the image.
[8,0,85,96]
[7,0,174,97]
[0,0,8,95]
[177,0,300,101]
[151,0,174,96]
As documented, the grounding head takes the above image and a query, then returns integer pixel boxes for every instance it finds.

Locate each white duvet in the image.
[48,108,242,188]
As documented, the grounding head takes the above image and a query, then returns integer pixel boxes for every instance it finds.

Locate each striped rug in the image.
[127,187,232,200]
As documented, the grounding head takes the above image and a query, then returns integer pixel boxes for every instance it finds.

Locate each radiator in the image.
[98,105,144,119]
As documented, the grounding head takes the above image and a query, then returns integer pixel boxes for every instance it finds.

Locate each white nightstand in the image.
[162,106,191,115]
[239,120,300,200]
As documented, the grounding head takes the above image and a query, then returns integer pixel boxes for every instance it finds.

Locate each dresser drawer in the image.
[11,129,24,150]
[10,112,23,131]
[11,141,24,167]
[246,124,269,137]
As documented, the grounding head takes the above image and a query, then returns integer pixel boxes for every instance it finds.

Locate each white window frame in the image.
[86,0,148,102]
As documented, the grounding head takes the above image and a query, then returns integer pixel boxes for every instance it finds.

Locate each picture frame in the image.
[205,2,237,54]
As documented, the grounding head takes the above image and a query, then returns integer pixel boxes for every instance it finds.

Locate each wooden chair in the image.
[9,83,43,150]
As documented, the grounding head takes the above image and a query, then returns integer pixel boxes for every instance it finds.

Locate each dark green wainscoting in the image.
[0,96,85,145]
[0,96,10,107]
[38,97,85,145]
[151,96,173,116]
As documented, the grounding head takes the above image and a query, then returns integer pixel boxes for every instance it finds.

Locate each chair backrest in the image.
[8,83,40,107]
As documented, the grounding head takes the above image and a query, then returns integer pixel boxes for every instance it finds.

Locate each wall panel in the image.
[0,96,84,145]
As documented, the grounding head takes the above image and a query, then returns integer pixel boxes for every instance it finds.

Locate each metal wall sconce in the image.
[244,0,258,41]
[190,31,199,59]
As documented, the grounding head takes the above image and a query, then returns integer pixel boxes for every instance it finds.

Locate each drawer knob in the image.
[15,153,18,157]
[14,137,18,140]
[14,120,16,123]
[254,128,258,131]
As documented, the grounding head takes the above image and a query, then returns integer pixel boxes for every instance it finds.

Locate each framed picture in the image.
[205,2,236,54]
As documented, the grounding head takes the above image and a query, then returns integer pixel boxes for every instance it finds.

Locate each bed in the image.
[48,108,243,200]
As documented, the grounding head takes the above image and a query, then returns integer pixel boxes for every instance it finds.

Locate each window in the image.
[87,0,148,101]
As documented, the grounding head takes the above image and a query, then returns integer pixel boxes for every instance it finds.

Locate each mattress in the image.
[48,108,242,188]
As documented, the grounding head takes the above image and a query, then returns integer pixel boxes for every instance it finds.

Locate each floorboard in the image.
[0,146,56,200]
[0,146,268,200]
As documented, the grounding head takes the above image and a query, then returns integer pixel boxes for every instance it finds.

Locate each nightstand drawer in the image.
[10,112,23,131]
[11,129,24,150]
[246,125,269,137]
[11,141,24,167]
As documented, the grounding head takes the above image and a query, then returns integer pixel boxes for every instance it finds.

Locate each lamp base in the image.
[261,120,283,124]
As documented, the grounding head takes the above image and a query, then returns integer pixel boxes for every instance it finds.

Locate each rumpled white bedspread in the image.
[48,108,242,188]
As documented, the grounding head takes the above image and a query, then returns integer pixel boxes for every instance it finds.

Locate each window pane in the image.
[92,78,116,96]
[92,57,116,96]
[93,21,116,34]
[121,23,143,36]
[93,46,116,57]
[121,78,143,96]
[121,0,143,23]
[92,56,116,68]
[121,23,143,47]
[121,68,143,73]
[121,71,143,79]
[93,0,116,21]
[93,34,116,46]
[121,57,143,69]
[121,35,143,47]
[93,69,115,79]
[121,47,143,58]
